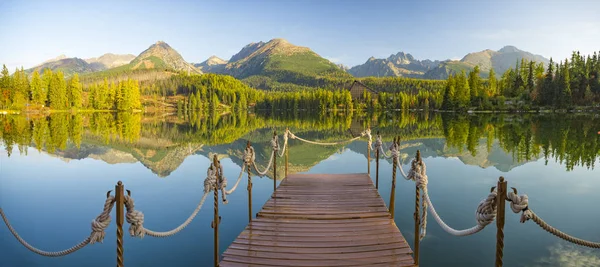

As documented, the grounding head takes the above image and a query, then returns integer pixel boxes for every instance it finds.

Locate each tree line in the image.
[0,65,142,111]
[442,51,600,110]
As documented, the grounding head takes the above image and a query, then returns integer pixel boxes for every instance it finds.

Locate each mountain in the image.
[85,53,135,68]
[348,52,440,78]
[423,45,550,79]
[220,38,349,79]
[194,55,228,73]
[116,41,201,73]
[26,57,106,76]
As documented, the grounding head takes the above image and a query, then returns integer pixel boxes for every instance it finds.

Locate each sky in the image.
[0,0,599,71]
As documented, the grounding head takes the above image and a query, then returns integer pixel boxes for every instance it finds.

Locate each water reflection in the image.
[1,111,599,174]
[1,111,600,267]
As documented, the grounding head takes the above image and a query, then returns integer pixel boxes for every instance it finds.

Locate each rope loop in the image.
[506,191,532,223]
[363,129,372,149]
[89,196,117,244]
[124,195,146,239]
[475,190,498,227]
[244,146,255,167]
[408,157,428,189]
[271,134,279,152]
[374,134,383,151]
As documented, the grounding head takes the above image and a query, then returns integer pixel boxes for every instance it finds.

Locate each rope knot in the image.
[374,135,383,150]
[475,190,498,227]
[507,191,532,223]
[408,157,428,190]
[362,129,373,149]
[243,147,255,166]
[271,135,279,151]
[89,196,116,244]
[124,196,146,238]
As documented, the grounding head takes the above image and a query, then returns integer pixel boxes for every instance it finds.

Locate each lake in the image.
[1,111,600,267]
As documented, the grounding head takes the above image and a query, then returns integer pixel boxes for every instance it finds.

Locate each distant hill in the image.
[85,53,135,69]
[120,41,201,73]
[26,57,106,76]
[221,38,349,79]
[348,52,440,78]
[423,45,550,79]
[194,55,228,73]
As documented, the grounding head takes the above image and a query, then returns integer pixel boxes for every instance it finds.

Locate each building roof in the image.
[349,80,378,94]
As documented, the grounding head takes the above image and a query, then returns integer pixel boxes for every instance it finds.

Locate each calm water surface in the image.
[1,111,600,267]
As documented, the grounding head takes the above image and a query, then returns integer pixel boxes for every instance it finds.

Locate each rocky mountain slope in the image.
[194,55,228,73]
[124,41,201,73]
[348,52,440,78]
[423,45,550,79]
[26,57,106,76]
[85,53,135,68]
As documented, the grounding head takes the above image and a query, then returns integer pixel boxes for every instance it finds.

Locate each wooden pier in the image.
[220,173,416,267]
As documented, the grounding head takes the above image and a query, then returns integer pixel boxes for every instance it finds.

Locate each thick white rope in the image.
[375,135,393,159]
[507,191,600,248]
[0,196,115,257]
[223,146,255,195]
[277,131,288,158]
[388,140,410,180]
[404,155,498,238]
[123,168,220,238]
[424,190,497,236]
[252,137,277,177]
[287,129,369,146]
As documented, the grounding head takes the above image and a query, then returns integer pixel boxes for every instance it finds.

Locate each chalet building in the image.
[347,80,378,100]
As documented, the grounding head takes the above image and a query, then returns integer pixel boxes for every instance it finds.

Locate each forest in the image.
[2,50,599,112]
[0,65,142,111]
[442,51,600,110]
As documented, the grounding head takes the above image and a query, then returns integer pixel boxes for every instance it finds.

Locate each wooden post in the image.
[115,181,124,267]
[247,141,253,223]
[285,128,289,178]
[273,131,277,192]
[413,150,422,266]
[375,131,380,189]
[389,137,397,219]
[495,176,507,267]
[212,156,221,267]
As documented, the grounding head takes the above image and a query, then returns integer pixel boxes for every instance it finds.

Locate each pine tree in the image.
[0,64,10,108]
[42,69,53,106]
[542,58,555,106]
[527,61,535,94]
[31,71,45,106]
[456,71,470,109]
[68,74,82,109]
[488,68,497,97]
[48,71,67,109]
[559,59,572,108]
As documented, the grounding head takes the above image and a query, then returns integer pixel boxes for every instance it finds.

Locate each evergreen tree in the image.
[48,71,67,109]
[488,68,497,97]
[541,58,555,106]
[0,64,10,108]
[455,71,470,109]
[31,70,45,106]
[67,74,82,109]
[559,59,572,107]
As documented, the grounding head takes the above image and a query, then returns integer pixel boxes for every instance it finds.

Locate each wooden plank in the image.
[220,173,414,267]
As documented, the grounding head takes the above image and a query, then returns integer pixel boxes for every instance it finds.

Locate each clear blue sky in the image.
[1,0,599,71]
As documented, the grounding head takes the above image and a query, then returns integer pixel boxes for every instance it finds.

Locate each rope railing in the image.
[507,189,600,248]
[0,193,115,257]
[286,128,371,146]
